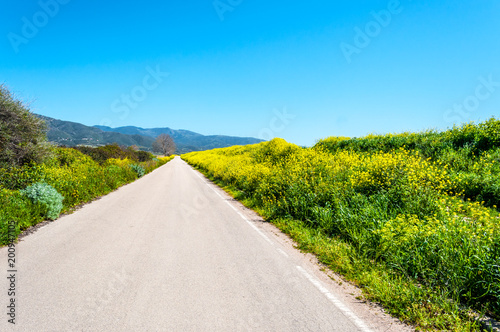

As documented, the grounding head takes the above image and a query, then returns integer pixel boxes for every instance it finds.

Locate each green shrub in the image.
[0,164,45,190]
[74,144,154,164]
[136,150,154,162]
[0,190,47,244]
[0,85,53,167]
[129,164,145,177]
[54,147,94,167]
[20,182,64,220]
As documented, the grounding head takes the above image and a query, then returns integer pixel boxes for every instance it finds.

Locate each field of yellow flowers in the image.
[183,118,500,331]
[0,147,173,245]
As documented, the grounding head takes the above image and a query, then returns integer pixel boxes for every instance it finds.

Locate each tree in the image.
[152,134,176,156]
[0,85,52,167]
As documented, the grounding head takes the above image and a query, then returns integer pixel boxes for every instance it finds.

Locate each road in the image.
[1,156,410,331]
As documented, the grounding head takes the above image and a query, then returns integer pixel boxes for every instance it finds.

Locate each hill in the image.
[38,115,264,153]
[38,115,155,150]
[94,125,264,153]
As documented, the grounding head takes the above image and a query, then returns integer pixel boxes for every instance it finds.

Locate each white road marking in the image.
[277,248,289,258]
[190,166,274,245]
[237,211,274,245]
[296,266,373,332]
[190,164,373,332]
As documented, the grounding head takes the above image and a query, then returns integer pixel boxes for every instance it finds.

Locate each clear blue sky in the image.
[1,0,499,146]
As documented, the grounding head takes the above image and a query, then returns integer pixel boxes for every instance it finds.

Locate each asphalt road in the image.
[1,157,410,331]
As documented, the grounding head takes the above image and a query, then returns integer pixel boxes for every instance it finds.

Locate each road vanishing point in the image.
[1,157,411,331]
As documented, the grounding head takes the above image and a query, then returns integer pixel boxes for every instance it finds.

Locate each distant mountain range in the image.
[38,115,264,153]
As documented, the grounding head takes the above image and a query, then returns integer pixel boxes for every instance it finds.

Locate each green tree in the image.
[0,85,52,167]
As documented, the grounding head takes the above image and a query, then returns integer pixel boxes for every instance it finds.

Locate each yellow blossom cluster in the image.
[182,137,500,312]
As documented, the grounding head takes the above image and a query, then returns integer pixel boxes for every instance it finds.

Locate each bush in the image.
[0,85,53,167]
[315,117,500,159]
[183,134,500,329]
[136,150,154,162]
[20,182,64,220]
[129,164,145,177]
[0,164,45,190]
[55,147,95,167]
[74,144,154,164]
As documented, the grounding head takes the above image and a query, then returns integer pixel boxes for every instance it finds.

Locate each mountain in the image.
[38,115,264,153]
[39,115,155,150]
[94,125,264,153]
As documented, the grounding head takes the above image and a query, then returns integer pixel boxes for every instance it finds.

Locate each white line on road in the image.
[277,248,289,258]
[236,211,274,245]
[297,266,374,332]
[190,167,274,245]
[189,164,373,332]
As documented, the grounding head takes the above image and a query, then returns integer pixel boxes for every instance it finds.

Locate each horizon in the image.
[38,112,499,148]
[2,1,499,146]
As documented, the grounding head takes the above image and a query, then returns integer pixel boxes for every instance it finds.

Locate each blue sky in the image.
[1,1,499,146]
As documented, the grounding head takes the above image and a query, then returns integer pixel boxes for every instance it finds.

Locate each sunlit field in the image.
[183,118,500,331]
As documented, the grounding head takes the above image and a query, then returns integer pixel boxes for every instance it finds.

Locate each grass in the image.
[182,118,500,331]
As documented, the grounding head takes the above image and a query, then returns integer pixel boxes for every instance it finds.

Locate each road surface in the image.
[1,157,410,331]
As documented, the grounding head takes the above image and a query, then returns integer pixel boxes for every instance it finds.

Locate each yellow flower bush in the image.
[183,133,500,318]
[105,157,133,167]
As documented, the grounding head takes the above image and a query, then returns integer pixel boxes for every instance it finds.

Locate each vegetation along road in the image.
[0,157,409,331]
